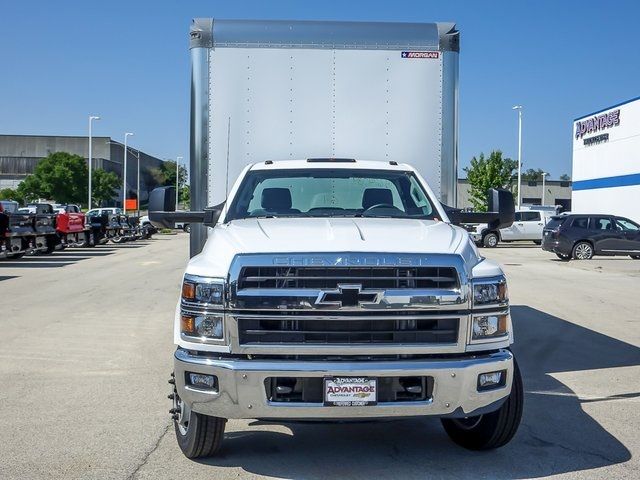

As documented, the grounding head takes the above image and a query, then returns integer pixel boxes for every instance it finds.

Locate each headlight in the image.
[182,274,224,305]
[471,314,508,341]
[181,313,224,339]
[472,277,508,306]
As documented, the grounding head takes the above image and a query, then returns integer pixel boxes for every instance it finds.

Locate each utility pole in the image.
[512,105,523,209]
[88,115,101,210]
[176,156,183,210]
[542,172,549,206]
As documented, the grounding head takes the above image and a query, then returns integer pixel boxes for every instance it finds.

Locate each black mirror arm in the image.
[149,202,225,229]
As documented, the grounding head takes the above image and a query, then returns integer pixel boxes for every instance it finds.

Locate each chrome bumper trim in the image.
[174,348,513,419]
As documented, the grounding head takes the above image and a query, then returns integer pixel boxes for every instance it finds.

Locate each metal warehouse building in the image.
[572,96,640,223]
[457,178,572,211]
[0,134,168,207]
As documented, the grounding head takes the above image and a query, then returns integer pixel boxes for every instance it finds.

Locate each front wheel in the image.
[441,359,523,450]
[483,232,499,248]
[572,241,594,260]
[172,390,226,458]
[533,240,542,246]
[631,255,640,260]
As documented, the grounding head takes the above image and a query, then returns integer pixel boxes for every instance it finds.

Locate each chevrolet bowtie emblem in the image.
[315,284,382,308]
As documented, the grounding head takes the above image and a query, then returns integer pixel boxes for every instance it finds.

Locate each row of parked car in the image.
[0,200,157,260]
[467,204,640,261]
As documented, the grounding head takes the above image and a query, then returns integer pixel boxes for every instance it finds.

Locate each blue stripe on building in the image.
[573,173,640,191]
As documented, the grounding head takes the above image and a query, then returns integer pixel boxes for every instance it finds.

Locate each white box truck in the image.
[151,19,520,458]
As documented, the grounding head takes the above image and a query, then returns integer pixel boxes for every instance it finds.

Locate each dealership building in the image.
[0,134,168,208]
[572,96,640,223]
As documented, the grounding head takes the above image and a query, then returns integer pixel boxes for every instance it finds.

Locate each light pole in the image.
[512,105,523,208]
[88,115,101,210]
[176,156,183,210]
[136,148,141,217]
[541,172,549,206]
[123,132,134,214]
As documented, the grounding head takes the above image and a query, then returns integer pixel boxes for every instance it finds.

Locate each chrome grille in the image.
[238,266,459,290]
[237,314,459,345]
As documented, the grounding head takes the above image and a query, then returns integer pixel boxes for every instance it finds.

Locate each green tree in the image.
[17,152,88,205]
[463,151,517,211]
[180,185,190,209]
[521,168,545,182]
[0,187,26,205]
[92,169,119,207]
[559,173,571,181]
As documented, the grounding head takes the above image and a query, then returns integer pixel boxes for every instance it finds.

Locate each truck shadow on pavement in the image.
[197,305,638,479]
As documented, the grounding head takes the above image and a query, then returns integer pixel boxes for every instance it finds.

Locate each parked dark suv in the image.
[542,214,640,260]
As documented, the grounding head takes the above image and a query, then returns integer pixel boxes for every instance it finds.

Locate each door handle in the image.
[517,223,523,226]
[538,223,543,225]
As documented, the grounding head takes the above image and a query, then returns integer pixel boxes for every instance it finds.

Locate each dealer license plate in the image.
[324,377,377,406]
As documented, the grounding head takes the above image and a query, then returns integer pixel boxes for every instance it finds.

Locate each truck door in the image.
[500,211,524,240]
[614,217,640,254]
[589,216,621,254]
[519,211,544,240]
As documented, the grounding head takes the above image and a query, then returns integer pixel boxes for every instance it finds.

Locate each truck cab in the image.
[154,159,522,458]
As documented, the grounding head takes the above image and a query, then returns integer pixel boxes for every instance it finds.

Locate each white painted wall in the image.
[572,97,640,223]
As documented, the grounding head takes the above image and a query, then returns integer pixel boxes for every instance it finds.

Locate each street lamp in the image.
[176,156,183,210]
[123,132,134,214]
[541,172,549,206]
[512,105,523,209]
[88,115,101,210]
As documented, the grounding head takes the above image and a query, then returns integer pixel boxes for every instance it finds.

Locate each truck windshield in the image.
[225,168,438,221]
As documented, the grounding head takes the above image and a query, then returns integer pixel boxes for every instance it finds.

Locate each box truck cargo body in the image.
[189,19,459,254]
[572,96,640,223]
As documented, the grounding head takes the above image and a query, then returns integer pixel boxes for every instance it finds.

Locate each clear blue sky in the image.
[1,0,638,179]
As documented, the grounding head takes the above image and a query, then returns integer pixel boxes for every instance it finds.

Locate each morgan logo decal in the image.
[401,51,439,59]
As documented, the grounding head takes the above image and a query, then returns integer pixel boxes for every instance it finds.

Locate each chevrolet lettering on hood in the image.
[272,255,431,267]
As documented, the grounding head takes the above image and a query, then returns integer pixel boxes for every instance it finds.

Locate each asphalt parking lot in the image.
[1,235,638,480]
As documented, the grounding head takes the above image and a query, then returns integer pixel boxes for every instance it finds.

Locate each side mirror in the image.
[487,189,515,230]
[148,187,225,229]
[149,186,176,214]
[443,188,515,230]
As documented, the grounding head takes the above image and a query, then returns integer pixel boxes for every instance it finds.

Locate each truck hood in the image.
[189,218,480,278]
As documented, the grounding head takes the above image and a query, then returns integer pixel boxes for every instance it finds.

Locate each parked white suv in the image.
[471,207,556,247]
[85,207,122,217]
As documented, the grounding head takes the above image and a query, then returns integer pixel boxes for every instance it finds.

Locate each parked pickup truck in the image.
[1,201,36,259]
[469,206,558,247]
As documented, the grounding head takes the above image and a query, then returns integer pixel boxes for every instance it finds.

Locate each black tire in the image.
[183,224,191,233]
[441,358,524,450]
[630,255,640,260]
[483,232,499,248]
[46,242,56,254]
[4,252,25,260]
[572,241,594,260]
[555,252,570,261]
[175,411,226,459]
[533,240,542,246]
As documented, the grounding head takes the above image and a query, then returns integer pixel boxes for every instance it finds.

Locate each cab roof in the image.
[248,159,415,172]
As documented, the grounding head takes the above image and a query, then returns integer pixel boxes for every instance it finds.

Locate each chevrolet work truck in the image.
[150,19,522,458]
